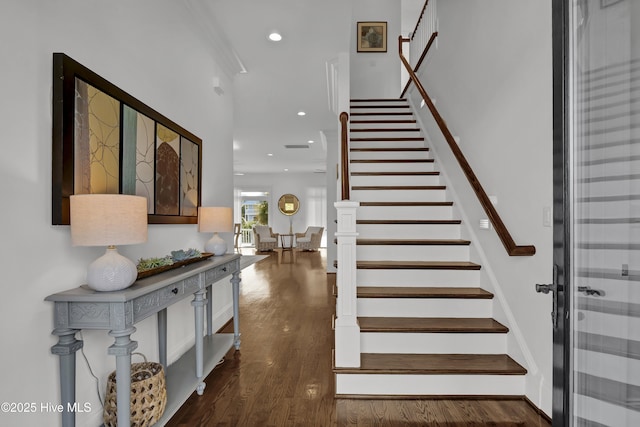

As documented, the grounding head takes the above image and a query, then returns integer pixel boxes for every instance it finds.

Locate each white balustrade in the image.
[409,0,438,70]
[334,200,361,367]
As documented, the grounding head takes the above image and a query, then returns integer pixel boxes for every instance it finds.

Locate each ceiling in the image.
[201,0,351,175]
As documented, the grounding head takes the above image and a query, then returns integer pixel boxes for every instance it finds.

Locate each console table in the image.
[45,253,262,427]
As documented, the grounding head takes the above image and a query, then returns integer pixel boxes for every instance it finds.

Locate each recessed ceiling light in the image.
[268,32,282,42]
[234,173,245,176]
[267,153,273,156]
[297,111,306,116]
[308,140,314,144]
[284,168,289,172]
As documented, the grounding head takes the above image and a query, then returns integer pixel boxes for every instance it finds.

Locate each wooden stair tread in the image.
[352,186,445,190]
[352,171,440,176]
[356,239,470,246]
[334,354,527,375]
[351,128,421,132]
[357,287,493,299]
[356,261,481,270]
[357,219,461,225]
[351,98,407,102]
[351,137,425,141]
[350,112,413,116]
[350,105,410,109]
[360,201,453,207]
[358,317,508,333]
[351,159,434,163]
[350,147,428,152]
[351,120,417,124]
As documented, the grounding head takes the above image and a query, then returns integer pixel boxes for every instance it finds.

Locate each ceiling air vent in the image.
[284,144,309,149]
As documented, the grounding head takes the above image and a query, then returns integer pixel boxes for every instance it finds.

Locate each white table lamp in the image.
[70,194,148,292]
[198,207,233,256]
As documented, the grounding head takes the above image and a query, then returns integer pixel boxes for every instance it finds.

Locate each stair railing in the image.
[409,0,438,71]
[340,112,350,200]
[402,0,438,98]
[334,110,361,367]
[398,36,536,257]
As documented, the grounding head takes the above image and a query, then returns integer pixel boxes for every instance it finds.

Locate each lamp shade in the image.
[198,207,233,233]
[70,194,148,247]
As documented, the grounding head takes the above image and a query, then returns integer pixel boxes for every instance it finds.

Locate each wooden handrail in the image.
[340,112,350,200]
[398,36,535,256]
[401,31,438,98]
[410,0,430,41]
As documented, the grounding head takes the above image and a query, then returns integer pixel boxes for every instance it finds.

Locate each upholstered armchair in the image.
[295,226,323,251]
[253,225,279,251]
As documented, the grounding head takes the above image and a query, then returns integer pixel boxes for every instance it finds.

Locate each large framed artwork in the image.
[52,53,202,225]
[357,21,387,52]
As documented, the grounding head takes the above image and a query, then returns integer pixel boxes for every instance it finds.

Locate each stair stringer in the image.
[406,96,544,404]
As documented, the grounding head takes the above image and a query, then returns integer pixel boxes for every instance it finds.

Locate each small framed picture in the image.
[357,21,387,52]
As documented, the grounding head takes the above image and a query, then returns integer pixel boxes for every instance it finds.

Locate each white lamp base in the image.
[87,247,138,292]
[205,232,227,256]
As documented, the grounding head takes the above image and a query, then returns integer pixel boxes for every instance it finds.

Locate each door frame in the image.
[552,0,571,425]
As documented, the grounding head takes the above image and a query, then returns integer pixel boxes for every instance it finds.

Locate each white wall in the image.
[351,0,402,99]
[234,173,328,246]
[0,1,235,425]
[408,0,554,415]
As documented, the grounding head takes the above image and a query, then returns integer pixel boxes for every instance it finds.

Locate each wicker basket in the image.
[103,353,167,427]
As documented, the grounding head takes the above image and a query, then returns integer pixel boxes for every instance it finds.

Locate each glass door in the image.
[553,0,640,425]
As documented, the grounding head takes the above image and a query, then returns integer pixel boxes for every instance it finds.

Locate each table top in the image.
[45,254,247,303]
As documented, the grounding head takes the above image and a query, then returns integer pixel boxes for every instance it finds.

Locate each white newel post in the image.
[334,200,360,367]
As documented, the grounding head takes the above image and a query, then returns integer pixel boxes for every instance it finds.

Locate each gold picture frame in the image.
[277,194,300,216]
[357,21,387,53]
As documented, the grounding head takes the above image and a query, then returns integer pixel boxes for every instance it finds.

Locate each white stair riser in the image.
[350,151,430,160]
[351,162,435,173]
[351,122,418,130]
[356,223,461,239]
[357,245,469,261]
[357,269,480,287]
[357,298,492,317]
[351,189,447,202]
[361,332,507,354]
[350,109,412,116]
[351,131,422,140]
[358,205,452,220]
[351,175,441,186]
[335,374,525,396]
[350,140,426,149]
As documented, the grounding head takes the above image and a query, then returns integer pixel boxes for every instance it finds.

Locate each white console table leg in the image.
[192,289,207,395]
[157,308,167,367]
[231,271,242,350]
[51,328,82,427]
[108,327,138,427]
[206,285,213,336]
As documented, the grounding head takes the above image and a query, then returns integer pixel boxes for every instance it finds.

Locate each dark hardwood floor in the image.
[166,248,551,426]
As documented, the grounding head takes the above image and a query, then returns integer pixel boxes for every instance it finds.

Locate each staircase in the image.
[333,98,527,396]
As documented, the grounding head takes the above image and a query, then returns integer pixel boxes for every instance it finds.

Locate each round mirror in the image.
[277,194,300,216]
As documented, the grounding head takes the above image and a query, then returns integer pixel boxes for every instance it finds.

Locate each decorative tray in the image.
[136,253,214,280]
